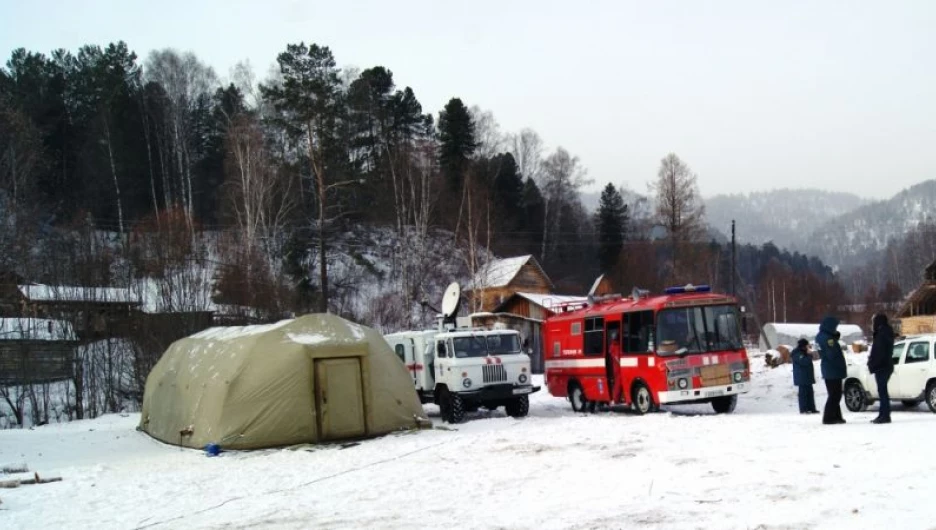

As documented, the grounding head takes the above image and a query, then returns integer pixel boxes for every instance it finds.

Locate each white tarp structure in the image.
[759,322,865,351]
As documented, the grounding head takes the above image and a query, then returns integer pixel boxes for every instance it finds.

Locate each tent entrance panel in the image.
[314,358,366,441]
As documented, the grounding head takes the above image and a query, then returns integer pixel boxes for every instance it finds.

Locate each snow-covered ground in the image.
[3,351,936,530]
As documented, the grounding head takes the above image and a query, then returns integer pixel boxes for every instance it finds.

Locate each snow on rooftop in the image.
[191,319,294,341]
[764,322,864,338]
[18,284,138,304]
[468,255,533,289]
[0,318,77,342]
[285,333,329,345]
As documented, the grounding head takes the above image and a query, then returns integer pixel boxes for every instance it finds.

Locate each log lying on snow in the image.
[0,472,63,488]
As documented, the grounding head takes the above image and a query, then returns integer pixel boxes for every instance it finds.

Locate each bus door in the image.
[604,320,622,400]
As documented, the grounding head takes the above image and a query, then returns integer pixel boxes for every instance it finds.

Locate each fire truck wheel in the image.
[569,383,589,413]
[446,392,466,423]
[506,395,529,418]
[631,382,656,415]
[711,394,738,414]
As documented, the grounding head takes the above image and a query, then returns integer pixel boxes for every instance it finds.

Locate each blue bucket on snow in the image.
[204,443,221,457]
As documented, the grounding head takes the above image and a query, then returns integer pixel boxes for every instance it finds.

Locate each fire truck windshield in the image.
[656,305,743,355]
[452,334,521,358]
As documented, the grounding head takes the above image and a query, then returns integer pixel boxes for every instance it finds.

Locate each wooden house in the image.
[466,255,554,312]
[0,318,79,383]
[897,260,936,334]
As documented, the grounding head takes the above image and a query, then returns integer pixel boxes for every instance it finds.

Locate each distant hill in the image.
[705,189,869,253]
[801,180,936,270]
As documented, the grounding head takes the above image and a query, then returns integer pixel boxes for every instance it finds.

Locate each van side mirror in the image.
[436,342,445,357]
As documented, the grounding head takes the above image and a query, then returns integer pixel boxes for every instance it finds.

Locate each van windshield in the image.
[452,334,521,358]
[656,305,743,355]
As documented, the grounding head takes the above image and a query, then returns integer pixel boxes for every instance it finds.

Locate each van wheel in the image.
[569,383,589,413]
[445,392,466,423]
[506,395,529,418]
[926,381,936,413]
[631,382,656,415]
[844,380,868,412]
[711,394,738,414]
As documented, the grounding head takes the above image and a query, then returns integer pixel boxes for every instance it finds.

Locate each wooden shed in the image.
[0,318,79,384]
[466,255,554,312]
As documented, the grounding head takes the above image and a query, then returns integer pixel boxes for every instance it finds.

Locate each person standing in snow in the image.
[816,316,847,424]
[867,313,895,424]
[791,338,818,414]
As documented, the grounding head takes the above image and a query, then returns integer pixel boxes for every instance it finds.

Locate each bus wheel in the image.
[711,394,738,414]
[569,383,589,413]
[631,382,656,415]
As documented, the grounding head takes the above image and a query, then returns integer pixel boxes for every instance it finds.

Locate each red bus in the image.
[543,284,750,414]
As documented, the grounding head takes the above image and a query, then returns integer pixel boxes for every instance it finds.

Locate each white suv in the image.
[844,334,936,413]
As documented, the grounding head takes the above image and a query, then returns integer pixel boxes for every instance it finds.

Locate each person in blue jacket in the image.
[867,313,895,424]
[816,316,847,424]
[791,338,818,414]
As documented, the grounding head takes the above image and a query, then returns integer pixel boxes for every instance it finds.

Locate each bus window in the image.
[657,307,706,354]
[583,317,604,356]
[706,305,743,350]
[657,305,743,354]
[624,311,654,353]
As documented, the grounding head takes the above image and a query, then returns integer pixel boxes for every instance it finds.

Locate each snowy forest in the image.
[0,40,898,426]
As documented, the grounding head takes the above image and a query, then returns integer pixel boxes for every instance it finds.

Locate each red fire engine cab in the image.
[543,284,750,414]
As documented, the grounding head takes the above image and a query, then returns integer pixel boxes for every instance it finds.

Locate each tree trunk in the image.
[103,121,125,234]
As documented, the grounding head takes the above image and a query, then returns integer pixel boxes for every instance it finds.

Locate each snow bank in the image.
[2,352,936,529]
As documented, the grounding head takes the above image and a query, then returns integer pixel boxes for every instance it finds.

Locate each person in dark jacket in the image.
[868,313,895,424]
[816,315,847,424]
[791,338,818,414]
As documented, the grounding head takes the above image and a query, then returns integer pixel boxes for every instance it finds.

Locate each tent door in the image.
[314,358,366,441]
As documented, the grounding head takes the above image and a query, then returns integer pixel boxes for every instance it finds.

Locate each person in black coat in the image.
[791,338,818,414]
[868,313,895,424]
[816,315,847,424]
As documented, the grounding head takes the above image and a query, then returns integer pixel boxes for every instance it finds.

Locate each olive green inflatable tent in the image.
[140,314,427,449]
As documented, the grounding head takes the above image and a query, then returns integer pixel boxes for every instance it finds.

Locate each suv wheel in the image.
[844,380,869,412]
[926,381,936,413]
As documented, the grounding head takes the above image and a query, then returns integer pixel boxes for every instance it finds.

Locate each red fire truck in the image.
[543,284,750,414]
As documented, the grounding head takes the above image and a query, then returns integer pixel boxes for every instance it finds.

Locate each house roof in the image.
[0,318,78,342]
[897,282,936,318]
[18,284,139,304]
[467,255,554,290]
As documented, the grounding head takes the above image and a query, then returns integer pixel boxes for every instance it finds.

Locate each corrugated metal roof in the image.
[18,284,138,304]
[0,318,77,342]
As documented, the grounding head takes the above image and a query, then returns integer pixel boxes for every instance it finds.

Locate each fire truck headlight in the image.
[733,372,743,383]
[462,378,472,388]
[677,378,689,390]
[518,373,528,384]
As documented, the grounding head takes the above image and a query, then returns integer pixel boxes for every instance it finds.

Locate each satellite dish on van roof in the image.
[441,282,462,318]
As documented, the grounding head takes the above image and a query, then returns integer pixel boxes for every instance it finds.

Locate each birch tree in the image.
[651,153,705,281]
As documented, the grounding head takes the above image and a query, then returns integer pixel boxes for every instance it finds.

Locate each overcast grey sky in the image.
[3,0,935,199]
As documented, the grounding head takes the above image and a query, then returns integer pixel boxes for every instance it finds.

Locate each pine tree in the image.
[437,97,476,191]
[595,183,628,273]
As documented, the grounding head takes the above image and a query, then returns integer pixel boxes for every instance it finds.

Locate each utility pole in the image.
[730,220,736,296]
